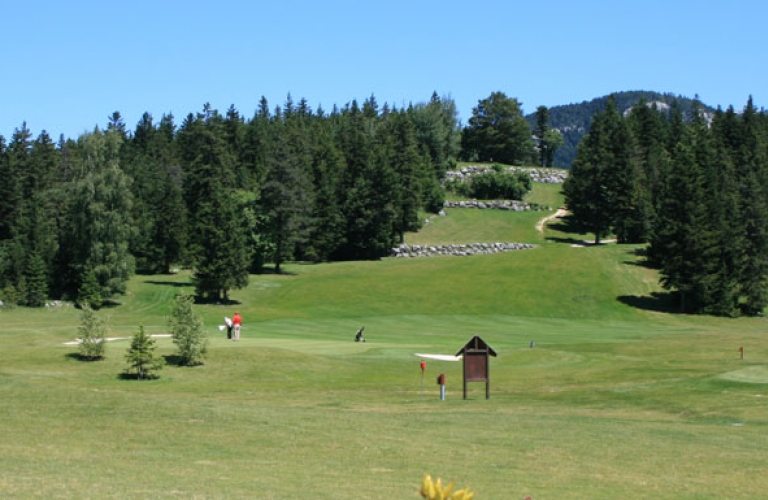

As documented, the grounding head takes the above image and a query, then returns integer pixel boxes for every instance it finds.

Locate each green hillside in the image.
[1,182,766,499]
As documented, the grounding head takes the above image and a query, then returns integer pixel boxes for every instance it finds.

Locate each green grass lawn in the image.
[1,184,766,499]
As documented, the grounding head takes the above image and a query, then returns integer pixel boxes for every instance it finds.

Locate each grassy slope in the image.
[0,182,766,499]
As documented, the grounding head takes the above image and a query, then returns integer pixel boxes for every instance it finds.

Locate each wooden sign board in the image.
[455,335,497,399]
[464,353,488,382]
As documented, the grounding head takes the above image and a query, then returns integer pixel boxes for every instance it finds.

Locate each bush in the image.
[444,168,533,201]
[469,170,531,200]
[424,179,446,214]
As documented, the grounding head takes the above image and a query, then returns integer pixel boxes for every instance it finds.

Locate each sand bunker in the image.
[415,353,462,362]
[64,334,172,346]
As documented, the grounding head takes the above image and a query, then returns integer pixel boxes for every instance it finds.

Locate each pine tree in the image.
[388,108,426,243]
[739,168,768,315]
[261,121,314,272]
[22,250,48,307]
[605,101,650,243]
[0,124,31,243]
[726,97,768,316]
[169,293,207,366]
[333,99,397,260]
[124,113,186,275]
[180,110,250,300]
[124,325,163,379]
[704,147,742,316]
[535,105,550,167]
[305,119,346,262]
[27,131,61,278]
[652,127,717,313]
[562,106,614,244]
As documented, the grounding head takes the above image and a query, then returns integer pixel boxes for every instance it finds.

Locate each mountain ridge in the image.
[525,90,717,169]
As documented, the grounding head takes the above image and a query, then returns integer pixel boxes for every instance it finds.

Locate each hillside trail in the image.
[536,208,618,246]
[536,208,568,233]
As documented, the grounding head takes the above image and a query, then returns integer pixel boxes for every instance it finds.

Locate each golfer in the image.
[232,312,242,341]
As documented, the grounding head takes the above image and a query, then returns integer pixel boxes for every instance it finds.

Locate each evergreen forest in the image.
[0,91,505,306]
[2,89,767,318]
[564,96,768,316]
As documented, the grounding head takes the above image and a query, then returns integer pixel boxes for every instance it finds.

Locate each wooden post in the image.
[420,360,426,394]
[485,355,490,400]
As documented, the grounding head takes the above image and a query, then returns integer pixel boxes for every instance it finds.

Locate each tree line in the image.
[0,91,552,307]
[564,96,768,316]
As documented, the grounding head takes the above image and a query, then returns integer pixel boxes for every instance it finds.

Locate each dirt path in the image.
[536,208,568,233]
[535,208,620,246]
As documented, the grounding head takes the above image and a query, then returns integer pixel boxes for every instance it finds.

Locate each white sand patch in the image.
[571,239,618,248]
[64,334,172,346]
[415,353,462,362]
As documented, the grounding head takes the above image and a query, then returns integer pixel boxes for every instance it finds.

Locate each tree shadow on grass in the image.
[163,354,186,366]
[617,292,678,314]
[255,266,298,276]
[64,352,105,362]
[545,235,589,245]
[118,373,160,381]
[162,354,205,367]
[144,280,193,287]
[193,296,241,306]
[622,259,659,270]
[544,216,595,246]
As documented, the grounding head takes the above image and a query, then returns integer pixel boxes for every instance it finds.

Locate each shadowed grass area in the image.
[1,182,767,499]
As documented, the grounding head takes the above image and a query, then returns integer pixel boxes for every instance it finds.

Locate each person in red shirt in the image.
[232,312,242,341]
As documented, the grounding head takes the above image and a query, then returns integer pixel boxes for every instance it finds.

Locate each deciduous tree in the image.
[169,293,207,366]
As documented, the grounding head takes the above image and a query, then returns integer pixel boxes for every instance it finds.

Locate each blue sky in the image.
[2,0,765,139]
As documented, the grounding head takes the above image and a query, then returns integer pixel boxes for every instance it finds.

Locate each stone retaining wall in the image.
[443,199,548,211]
[391,242,535,258]
[445,165,568,184]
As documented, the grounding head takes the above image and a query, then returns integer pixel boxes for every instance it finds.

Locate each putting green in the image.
[718,365,768,384]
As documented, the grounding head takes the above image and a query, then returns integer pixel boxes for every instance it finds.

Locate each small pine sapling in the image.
[124,325,164,380]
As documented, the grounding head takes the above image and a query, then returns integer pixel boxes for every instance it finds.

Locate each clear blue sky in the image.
[2,0,765,139]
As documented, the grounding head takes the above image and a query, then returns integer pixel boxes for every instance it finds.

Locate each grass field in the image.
[1,182,766,499]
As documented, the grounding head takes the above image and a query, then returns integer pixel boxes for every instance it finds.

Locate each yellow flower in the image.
[420,475,474,500]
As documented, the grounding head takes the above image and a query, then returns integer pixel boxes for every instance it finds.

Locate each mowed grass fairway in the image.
[1,183,767,499]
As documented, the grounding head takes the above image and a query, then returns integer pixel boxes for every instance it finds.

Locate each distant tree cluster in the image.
[77,290,206,380]
[460,92,539,165]
[564,96,768,316]
[0,92,461,305]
